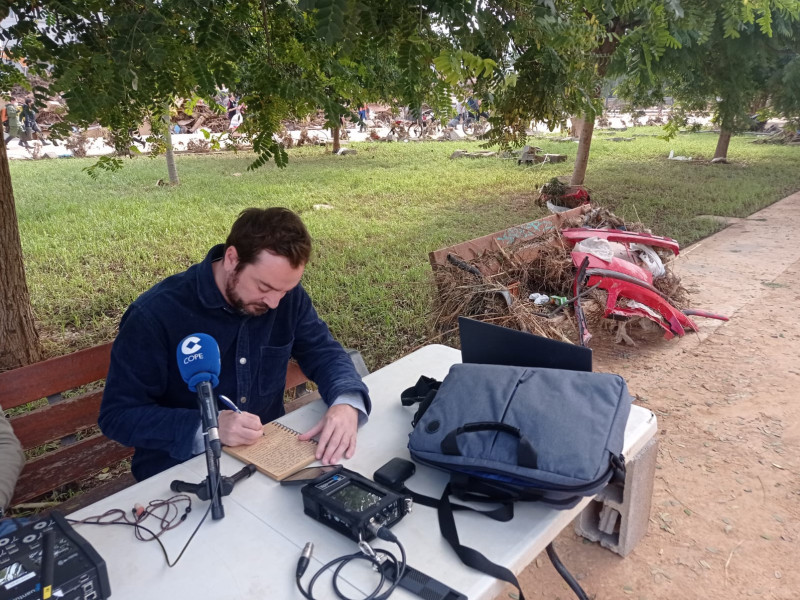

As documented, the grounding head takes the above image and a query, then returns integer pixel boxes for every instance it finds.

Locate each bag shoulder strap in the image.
[397,474,515,522]
[438,482,528,600]
[438,480,591,600]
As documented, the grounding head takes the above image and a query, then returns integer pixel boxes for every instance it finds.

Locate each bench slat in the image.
[0,343,112,410]
[10,390,104,451]
[285,360,309,389]
[56,473,138,515]
[12,434,133,505]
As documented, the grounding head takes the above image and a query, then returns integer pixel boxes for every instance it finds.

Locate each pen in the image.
[218,394,242,414]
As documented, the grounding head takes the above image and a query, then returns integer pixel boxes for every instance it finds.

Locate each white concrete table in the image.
[70,344,657,600]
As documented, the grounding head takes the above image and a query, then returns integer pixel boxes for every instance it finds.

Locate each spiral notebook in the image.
[223,421,318,481]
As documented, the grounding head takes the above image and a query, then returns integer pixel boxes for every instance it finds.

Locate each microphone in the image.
[177,333,222,456]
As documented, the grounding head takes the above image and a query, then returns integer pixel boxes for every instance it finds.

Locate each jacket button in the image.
[239,357,247,364]
[240,396,247,404]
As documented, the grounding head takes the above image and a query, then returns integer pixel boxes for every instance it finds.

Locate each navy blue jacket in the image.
[99,245,371,480]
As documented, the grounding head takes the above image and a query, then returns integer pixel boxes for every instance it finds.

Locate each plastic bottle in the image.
[529,293,550,306]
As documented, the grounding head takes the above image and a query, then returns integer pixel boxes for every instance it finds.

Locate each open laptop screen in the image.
[458,316,592,372]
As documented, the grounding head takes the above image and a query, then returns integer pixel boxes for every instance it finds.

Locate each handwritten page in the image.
[223,422,318,480]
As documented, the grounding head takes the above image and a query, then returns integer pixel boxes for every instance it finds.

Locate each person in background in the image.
[448,99,466,128]
[357,105,369,132]
[99,207,371,481]
[3,100,30,149]
[0,406,25,531]
[129,128,147,149]
[455,99,465,123]
[226,93,238,121]
[21,98,50,145]
[466,96,490,120]
[229,106,244,132]
[216,87,229,109]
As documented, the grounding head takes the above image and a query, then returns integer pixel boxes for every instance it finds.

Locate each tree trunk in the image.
[0,136,43,370]
[332,126,341,154]
[568,27,620,187]
[570,114,596,186]
[569,116,584,138]
[714,129,732,160]
[164,119,180,185]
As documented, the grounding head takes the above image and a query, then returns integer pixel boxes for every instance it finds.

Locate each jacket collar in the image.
[197,244,229,310]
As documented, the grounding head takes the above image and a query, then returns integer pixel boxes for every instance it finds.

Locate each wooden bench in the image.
[0,342,326,515]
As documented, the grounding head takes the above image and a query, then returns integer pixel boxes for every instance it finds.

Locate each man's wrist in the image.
[331,392,368,426]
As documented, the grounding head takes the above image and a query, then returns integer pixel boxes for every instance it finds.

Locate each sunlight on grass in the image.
[10,130,799,366]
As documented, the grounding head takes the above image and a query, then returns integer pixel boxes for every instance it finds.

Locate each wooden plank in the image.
[285,391,321,414]
[10,390,103,451]
[189,115,206,133]
[428,205,591,270]
[55,472,137,515]
[0,343,112,410]
[285,360,309,390]
[11,435,133,505]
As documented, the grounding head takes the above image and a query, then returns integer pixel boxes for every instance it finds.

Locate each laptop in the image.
[458,316,592,372]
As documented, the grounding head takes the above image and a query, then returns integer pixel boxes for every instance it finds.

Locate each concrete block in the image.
[574,436,658,556]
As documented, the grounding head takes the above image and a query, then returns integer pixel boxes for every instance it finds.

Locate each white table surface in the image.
[70,344,657,600]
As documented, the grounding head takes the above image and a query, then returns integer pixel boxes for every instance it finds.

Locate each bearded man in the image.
[99,207,370,480]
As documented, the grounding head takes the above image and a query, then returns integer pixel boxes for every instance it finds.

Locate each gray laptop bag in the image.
[407,363,631,505]
[402,363,633,600]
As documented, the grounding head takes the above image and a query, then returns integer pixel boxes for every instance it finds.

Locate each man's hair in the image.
[225,207,312,270]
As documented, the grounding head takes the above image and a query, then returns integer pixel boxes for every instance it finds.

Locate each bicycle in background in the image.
[408,109,441,138]
[461,112,489,136]
[461,97,490,136]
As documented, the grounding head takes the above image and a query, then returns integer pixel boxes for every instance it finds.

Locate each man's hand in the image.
[219,410,263,446]
[298,404,359,464]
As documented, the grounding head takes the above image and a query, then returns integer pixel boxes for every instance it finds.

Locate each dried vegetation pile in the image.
[430,208,689,345]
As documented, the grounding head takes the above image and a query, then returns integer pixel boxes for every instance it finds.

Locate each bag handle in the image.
[400,375,442,427]
[441,422,538,469]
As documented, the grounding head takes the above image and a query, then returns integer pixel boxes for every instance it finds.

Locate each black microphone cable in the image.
[296,525,406,600]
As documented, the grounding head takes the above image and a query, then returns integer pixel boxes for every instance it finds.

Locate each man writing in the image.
[99,207,370,480]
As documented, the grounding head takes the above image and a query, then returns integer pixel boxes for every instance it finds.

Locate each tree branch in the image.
[260,0,273,65]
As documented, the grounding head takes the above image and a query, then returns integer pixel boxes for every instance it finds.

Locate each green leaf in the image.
[314,0,347,44]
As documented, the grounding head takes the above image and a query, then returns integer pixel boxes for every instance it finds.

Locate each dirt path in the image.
[503,192,800,599]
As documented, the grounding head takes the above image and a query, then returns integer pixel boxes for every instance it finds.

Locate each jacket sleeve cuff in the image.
[331,392,369,426]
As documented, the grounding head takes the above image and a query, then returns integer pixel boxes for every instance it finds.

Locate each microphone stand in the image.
[202,424,225,520]
[171,463,257,518]
[170,388,257,520]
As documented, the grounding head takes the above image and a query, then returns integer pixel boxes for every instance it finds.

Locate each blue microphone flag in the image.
[177,333,221,391]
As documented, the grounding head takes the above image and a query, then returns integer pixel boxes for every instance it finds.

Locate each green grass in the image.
[10,129,800,368]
